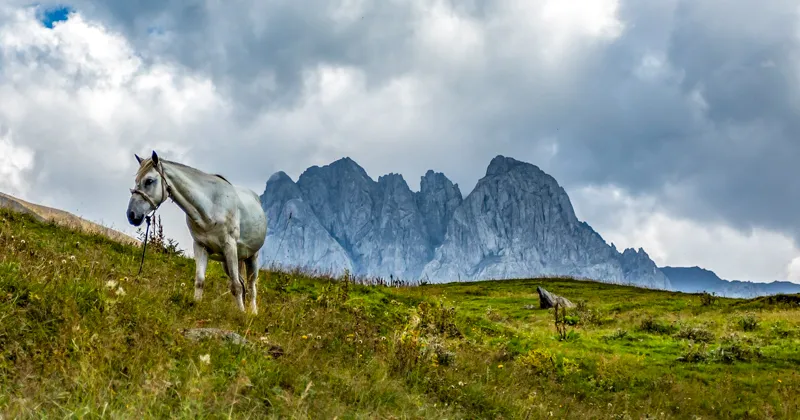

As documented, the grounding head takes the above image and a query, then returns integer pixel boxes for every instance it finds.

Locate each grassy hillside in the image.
[1,208,799,419]
[0,192,138,246]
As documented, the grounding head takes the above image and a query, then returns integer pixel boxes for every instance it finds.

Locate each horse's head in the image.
[127,150,168,226]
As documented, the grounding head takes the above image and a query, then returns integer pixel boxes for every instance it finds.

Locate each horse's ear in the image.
[151,150,159,166]
[135,154,143,164]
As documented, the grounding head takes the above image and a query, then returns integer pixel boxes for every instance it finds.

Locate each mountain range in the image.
[258,155,672,289]
[257,155,800,297]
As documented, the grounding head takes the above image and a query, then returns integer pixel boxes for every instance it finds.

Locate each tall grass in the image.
[1,208,798,419]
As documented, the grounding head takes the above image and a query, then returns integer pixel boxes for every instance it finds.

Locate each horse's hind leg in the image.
[222,240,245,312]
[244,255,259,314]
[238,260,248,307]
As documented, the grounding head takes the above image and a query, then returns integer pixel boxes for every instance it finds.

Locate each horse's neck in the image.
[161,162,215,227]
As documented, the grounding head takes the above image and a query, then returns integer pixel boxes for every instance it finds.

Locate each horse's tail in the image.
[238,260,247,299]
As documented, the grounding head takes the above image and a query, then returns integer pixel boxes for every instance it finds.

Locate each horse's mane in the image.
[136,158,232,185]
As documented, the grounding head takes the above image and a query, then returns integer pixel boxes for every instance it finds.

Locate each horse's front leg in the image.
[193,241,208,301]
[223,239,246,312]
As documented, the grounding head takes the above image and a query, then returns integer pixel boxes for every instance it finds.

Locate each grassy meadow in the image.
[1,207,799,419]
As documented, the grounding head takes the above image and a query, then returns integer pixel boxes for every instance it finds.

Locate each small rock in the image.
[182,328,285,358]
[183,328,248,346]
[536,286,575,309]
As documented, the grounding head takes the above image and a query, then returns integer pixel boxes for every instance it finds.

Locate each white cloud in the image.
[486,0,624,70]
[413,0,485,67]
[0,5,228,250]
[0,127,34,196]
[571,184,800,282]
[788,257,800,281]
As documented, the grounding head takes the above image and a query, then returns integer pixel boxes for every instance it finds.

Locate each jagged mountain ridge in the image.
[258,155,671,289]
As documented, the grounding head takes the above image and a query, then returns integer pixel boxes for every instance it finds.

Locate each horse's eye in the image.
[145,178,155,186]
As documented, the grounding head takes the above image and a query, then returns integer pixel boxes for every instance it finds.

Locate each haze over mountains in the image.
[258,155,800,298]
[660,267,800,298]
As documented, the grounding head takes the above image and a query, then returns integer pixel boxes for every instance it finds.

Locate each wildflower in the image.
[105,280,118,289]
[61,259,67,264]
[181,282,186,287]
[302,335,308,339]
[497,364,503,368]
[199,354,211,364]
[20,239,26,245]
[316,335,322,340]
[115,287,126,297]
[69,255,76,261]
[259,336,269,343]
[778,379,782,383]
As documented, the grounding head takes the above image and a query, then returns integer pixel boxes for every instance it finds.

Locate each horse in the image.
[126,151,267,314]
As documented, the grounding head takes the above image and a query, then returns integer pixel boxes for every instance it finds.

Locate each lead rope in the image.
[135,162,170,276]
[137,212,154,275]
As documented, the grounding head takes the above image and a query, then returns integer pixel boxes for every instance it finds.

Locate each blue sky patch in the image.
[38,4,73,29]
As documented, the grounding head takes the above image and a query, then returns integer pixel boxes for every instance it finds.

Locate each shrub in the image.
[677,342,710,363]
[638,316,678,335]
[485,306,505,322]
[602,328,630,341]
[699,291,717,306]
[737,313,759,332]
[553,302,578,341]
[417,298,462,338]
[136,215,183,256]
[674,325,715,343]
[770,320,794,338]
[518,348,555,376]
[711,333,762,363]
[574,300,611,326]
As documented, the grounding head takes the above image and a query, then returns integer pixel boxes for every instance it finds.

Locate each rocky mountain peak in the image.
[485,155,528,176]
[416,170,463,247]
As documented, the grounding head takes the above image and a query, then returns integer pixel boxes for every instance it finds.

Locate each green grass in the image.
[1,208,799,419]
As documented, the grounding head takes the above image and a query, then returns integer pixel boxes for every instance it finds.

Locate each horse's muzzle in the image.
[127,210,144,226]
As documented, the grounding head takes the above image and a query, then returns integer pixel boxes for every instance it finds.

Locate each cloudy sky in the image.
[1,0,798,283]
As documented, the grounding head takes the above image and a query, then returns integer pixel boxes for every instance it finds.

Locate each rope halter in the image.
[130,161,171,212]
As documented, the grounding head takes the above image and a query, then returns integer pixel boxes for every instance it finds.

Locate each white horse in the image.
[126,151,267,314]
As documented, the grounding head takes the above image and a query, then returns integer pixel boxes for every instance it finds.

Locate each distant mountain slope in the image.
[259,155,670,289]
[661,266,800,298]
[0,191,139,246]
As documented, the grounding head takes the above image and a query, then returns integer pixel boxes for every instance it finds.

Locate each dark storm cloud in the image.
[65,0,420,114]
[552,0,800,241]
[23,0,800,245]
